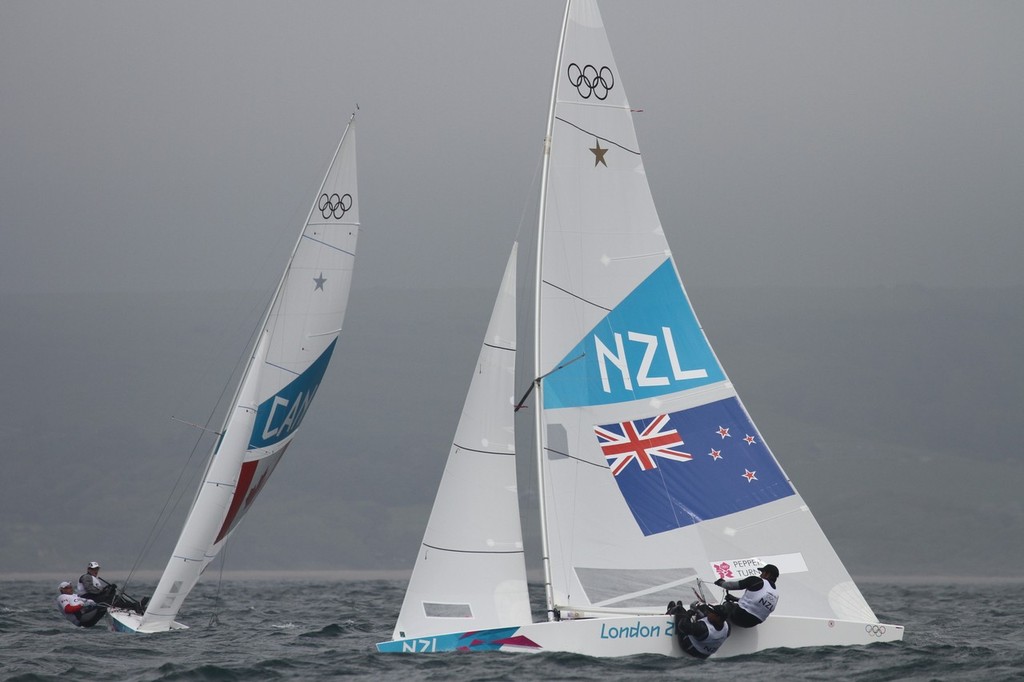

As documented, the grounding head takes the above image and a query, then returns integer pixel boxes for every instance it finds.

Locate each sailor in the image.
[715,563,780,628]
[78,560,147,613]
[668,601,731,659]
[57,581,106,627]
[78,561,116,602]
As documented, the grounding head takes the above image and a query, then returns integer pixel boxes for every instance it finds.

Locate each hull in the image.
[108,608,188,634]
[377,613,904,658]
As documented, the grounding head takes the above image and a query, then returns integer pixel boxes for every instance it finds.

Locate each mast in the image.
[533,0,572,623]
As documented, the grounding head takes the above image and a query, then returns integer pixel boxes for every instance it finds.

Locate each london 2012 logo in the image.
[567,63,614,100]
[318,192,353,220]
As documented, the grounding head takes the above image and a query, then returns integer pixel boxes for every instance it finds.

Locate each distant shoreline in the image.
[4,569,413,583]
[6,570,1021,585]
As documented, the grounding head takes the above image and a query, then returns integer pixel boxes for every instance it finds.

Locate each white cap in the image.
[58,581,72,590]
[87,561,100,569]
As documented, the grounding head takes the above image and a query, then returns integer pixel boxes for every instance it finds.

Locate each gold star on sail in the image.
[590,139,608,167]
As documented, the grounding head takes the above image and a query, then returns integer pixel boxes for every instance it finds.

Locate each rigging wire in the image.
[121,291,270,596]
[208,541,228,626]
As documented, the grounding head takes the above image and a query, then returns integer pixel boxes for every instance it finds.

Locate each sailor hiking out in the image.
[715,563,780,628]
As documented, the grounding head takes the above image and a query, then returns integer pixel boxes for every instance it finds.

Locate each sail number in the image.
[401,638,438,653]
[261,386,319,441]
[595,326,708,393]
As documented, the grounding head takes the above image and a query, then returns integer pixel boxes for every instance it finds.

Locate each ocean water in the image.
[3,578,1021,681]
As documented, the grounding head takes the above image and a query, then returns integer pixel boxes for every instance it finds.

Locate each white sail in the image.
[391,245,531,640]
[534,1,875,625]
[379,0,902,657]
[112,115,360,634]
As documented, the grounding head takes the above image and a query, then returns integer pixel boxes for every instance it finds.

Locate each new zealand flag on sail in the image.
[594,397,794,536]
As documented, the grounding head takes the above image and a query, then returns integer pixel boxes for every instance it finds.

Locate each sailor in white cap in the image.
[56,580,104,627]
[77,560,148,614]
[77,561,112,600]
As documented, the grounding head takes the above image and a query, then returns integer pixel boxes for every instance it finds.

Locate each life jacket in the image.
[79,573,109,595]
[685,616,730,657]
[57,593,86,625]
[738,579,778,622]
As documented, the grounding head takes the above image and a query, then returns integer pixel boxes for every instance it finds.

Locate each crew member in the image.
[715,563,779,628]
[669,601,731,659]
[78,560,147,613]
[57,581,106,627]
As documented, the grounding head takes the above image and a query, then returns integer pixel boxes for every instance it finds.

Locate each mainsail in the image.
[113,115,360,633]
[532,3,874,623]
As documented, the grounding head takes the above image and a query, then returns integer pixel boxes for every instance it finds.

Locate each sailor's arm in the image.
[714,575,764,591]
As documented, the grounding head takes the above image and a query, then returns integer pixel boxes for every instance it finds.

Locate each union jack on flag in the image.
[595,414,693,476]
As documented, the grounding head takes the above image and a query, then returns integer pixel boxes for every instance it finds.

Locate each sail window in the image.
[574,567,699,608]
[423,602,473,618]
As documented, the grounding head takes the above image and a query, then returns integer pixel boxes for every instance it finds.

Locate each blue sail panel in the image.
[249,338,337,449]
[594,397,794,536]
[544,260,724,410]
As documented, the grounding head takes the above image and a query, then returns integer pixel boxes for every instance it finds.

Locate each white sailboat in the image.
[378,1,902,657]
[111,114,361,633]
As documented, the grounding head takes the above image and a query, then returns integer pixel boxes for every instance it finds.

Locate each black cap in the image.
[760,563,779,579]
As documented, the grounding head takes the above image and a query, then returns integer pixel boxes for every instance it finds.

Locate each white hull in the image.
[377,613,903,658]
[108,608,187,634]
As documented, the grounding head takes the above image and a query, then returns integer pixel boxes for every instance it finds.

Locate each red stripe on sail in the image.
[214,445,288,543]
[215,460,258,543]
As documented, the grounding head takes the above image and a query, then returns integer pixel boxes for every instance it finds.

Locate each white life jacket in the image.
[738,579,779,622]
[56,593,87,624]
[686,617,730,656]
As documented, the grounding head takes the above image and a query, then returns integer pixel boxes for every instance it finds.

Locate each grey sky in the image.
[3,1,1023,296]
[1,1,1022,579]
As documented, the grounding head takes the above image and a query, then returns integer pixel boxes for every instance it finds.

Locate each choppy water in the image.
[3,578,1021,681]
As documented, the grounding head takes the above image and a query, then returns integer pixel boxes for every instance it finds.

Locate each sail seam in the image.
[453,443,515,457]
[264,361,300,377]
[482,342,515,352]
[545,445,606,470]
[555,100,633,113]
[554,116,640,155]
[307,328,343,338]
[300,233,355,256]
[422,543,524,555]
[542,279,611,312]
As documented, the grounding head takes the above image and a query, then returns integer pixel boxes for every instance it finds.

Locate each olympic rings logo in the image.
[318,192,353,220]
[864,624,887,637]
[567,63,614,100]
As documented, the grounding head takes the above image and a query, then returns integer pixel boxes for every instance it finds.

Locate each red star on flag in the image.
[744,434,756,445]
[716,426,731,439]
[708,448,723,461]
[742,469,758,482]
